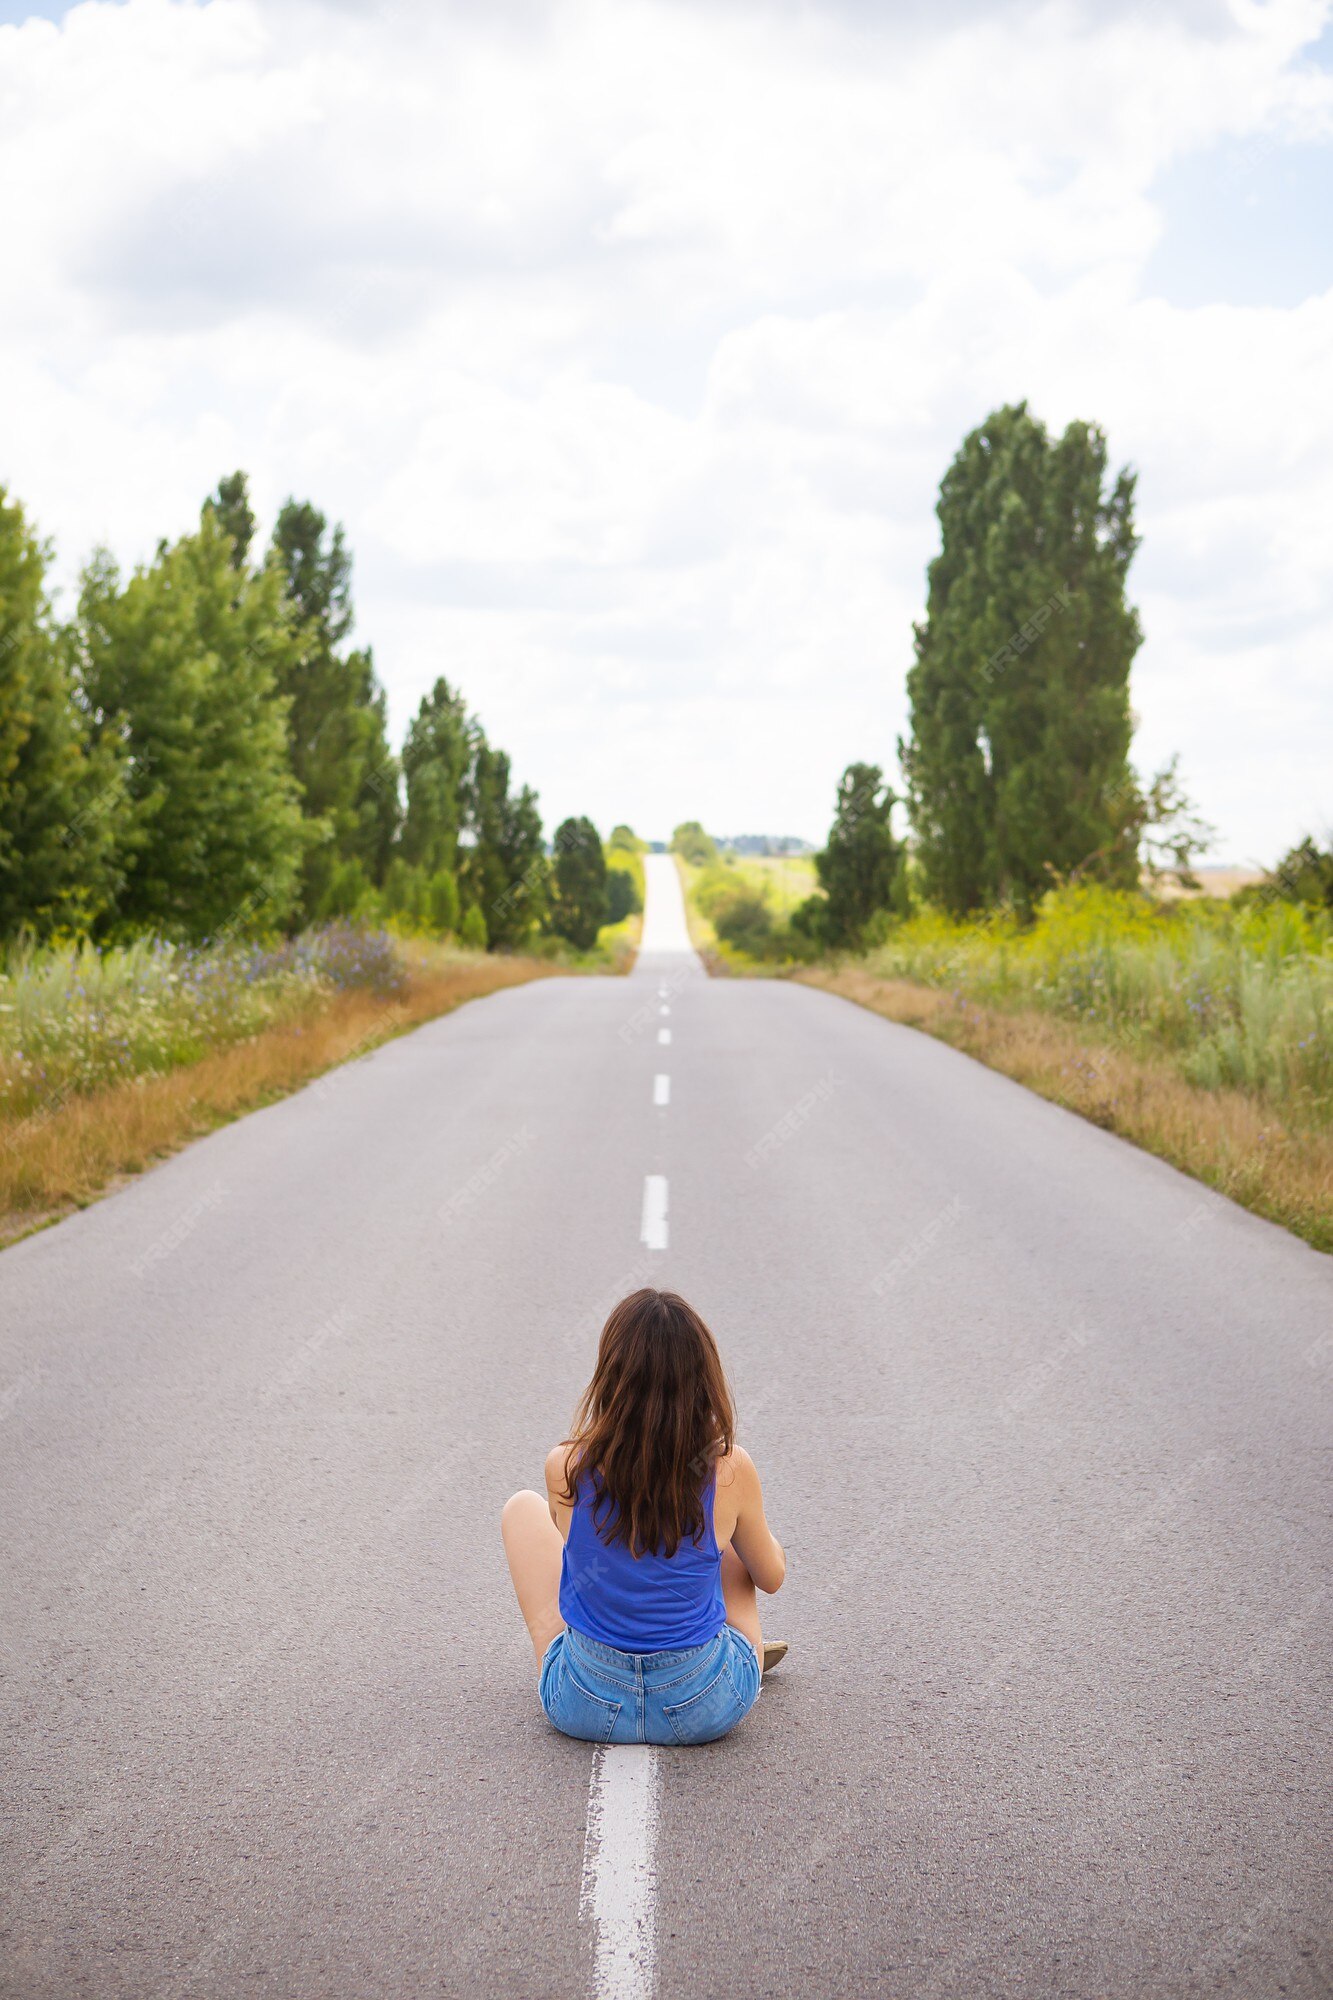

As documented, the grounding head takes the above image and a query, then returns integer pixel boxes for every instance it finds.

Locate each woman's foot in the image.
[762,1639,788,1675]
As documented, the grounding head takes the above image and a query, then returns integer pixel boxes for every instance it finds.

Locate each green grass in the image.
[718,851,818,913]
[0,938,555,1242]
[0,926,405,1122]
[861,884,1333,1130]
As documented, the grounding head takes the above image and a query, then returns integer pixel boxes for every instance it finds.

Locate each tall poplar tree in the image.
[212,471,255,571]
[79,508,305,939]
[269,498,399,916]
[462,743,546,948]
[401,677,471,876]
[902,403,1141,915]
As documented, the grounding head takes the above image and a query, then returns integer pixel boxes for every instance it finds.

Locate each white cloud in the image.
[0,0,1330,855]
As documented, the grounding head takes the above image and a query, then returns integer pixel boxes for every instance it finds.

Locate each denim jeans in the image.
[539,1623,761,1746]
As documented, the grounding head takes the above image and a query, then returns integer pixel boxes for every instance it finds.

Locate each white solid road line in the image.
[653,1075,670,1108]
[657,1028,671,1046]
[581,1744,661,2000]
[659,1005,669,1016]
[640,1175,669,1250]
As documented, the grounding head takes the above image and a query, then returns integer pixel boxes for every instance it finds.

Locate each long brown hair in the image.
[560,1289,735,1558]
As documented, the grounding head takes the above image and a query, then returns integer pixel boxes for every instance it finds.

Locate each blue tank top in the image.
[558,1466,726,1652]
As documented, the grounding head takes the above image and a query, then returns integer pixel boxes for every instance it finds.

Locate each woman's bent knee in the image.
[501,1488,546,1534]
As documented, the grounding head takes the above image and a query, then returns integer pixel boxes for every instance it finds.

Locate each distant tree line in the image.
[0,473,640,952]
[715,834,815,857]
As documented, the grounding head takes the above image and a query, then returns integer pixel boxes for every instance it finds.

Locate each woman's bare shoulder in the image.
[545,1443,575,1490]
[713,1444,757,1490]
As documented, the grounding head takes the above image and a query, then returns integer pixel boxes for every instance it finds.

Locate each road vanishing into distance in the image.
[2,855,1329,2000]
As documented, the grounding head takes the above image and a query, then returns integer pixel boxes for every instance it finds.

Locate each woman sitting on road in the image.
[501,1287,787,1746]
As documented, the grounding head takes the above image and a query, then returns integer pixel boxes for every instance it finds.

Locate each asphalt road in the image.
[1,855,1329,1999]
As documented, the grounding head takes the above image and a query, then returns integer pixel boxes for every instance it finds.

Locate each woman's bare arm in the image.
[545,1445,574,1540]
[729,1446,786,1593]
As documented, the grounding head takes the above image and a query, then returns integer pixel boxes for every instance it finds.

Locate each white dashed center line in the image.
[575,851,696,2000]
[581,1745,660,2000]
[640,1175,668,1250]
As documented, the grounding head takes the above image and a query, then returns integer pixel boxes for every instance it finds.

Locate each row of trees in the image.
[0,473,637,951]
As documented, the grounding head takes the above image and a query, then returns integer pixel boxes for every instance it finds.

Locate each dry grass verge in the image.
[0,956,554,1246]
[798,965,1333,1254]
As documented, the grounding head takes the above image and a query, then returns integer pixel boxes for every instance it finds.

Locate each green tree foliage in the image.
[401,677,471,876]
[1264,836,1333,911]
[0,474,550,952]
[78,507,306,940]
[1087,755,1215,892]
[0,488,124,938]
[269,497,400,919]
[608,824,644,853]
[902,403,1140,916]
[425,866,461,934]
[671,820,717,865]
[212,471,255,571]
[401,680,547,946]
[463,744,546,948]
[711,881,774,954]
[319,855,378,922]
[272,499,353,644]
[548,816,608,950]
[801,762,902,950]
[606,863,642,924]
[378,857,461,937]
[459,902,488,949]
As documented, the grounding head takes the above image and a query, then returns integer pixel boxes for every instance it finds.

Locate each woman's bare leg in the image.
[721,1541,762,1658]
[501,1490,566,1666]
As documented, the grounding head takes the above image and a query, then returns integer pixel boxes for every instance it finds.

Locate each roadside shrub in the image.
[692,862,743,921]
[283,923,406,998]
[548,817,608,950]
[318,858,378,923]
[672,821,717,865]
[0,922,407,1119]
[426,868,460,936]
[711,883,774,954]
[606,866,642,924]
[862,884,1333,1124]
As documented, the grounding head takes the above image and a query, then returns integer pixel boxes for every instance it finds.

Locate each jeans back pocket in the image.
[544,1656,623,1744]
[660,1659,746,1746]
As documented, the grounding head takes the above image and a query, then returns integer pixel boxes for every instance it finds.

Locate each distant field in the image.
[1157,866,1266,901]
[725,852,819,911]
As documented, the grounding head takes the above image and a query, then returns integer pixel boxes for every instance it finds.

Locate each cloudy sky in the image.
[2,0,1330,857]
